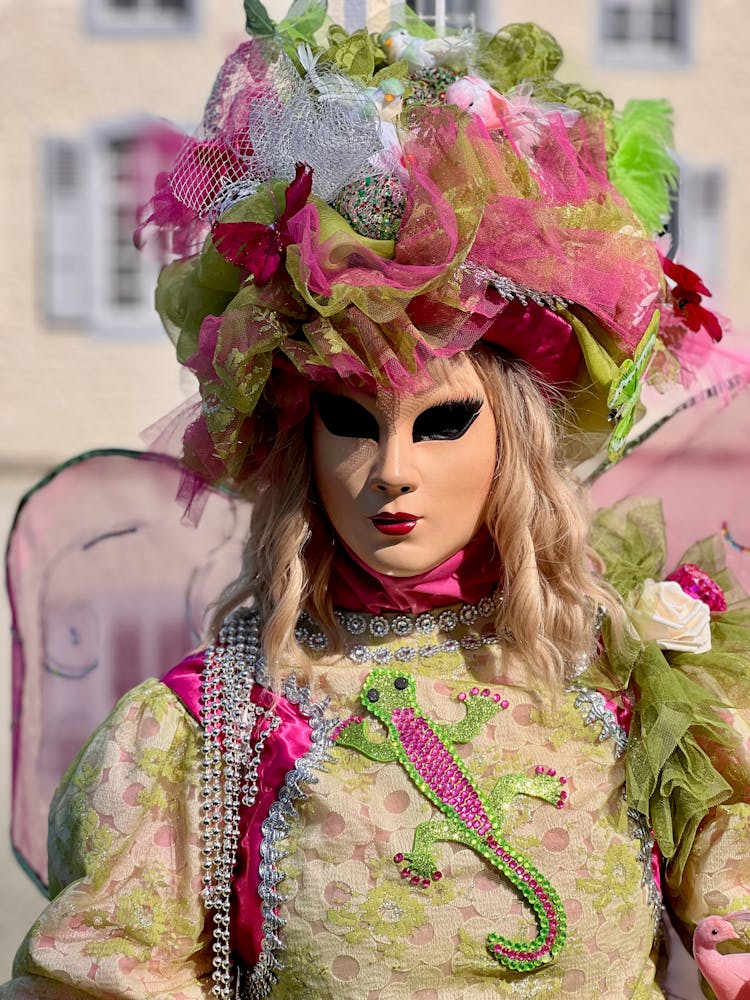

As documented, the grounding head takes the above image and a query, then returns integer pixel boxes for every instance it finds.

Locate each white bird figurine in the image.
[693,914,750,1000]
[378,28,470,71]
[365,77,405,122]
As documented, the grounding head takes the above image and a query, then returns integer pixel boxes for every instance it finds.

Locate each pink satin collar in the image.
[326,527,503,613]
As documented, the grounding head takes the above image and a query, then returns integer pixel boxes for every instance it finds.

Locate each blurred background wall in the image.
[1,0,748,974]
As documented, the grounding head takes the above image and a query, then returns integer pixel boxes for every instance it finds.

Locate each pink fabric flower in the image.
[212,162,313,284]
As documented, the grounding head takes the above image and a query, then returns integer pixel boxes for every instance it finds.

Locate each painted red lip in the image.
[370,512,421,536]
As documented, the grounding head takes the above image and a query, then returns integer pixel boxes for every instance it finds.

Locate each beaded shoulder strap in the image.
[200,610,337,1000]
[200,611,271,997]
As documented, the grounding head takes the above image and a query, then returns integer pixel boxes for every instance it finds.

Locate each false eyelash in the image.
[412,398,483,442]
[315,394,379,441]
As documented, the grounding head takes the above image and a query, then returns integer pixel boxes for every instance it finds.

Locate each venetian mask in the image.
[311,355,498,577]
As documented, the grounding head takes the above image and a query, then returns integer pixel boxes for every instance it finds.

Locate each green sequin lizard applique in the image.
[333,668,568,972]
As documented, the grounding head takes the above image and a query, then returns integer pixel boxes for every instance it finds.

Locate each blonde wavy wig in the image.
[210,346,619,682]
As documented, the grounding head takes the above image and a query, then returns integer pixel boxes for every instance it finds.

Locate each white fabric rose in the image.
[628,579,712,654]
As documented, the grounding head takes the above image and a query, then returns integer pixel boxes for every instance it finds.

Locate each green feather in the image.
[610,99,679,236]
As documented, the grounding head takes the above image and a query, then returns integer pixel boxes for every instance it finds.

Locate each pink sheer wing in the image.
[590,368,750,590]
[6,449,250,888]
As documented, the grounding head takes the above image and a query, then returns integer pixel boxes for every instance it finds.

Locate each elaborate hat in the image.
[136,0,724,496]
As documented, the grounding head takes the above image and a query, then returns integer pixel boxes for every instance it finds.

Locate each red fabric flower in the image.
[211,162,313,284]
[658,250,723,342]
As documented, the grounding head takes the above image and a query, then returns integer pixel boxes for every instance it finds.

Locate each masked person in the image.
[3,8,749,1000]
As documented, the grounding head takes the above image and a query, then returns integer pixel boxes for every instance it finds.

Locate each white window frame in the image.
[43,137,92,325]
[405,0,476,34]
[88,118,164,338]
[597,0,692,69]
[671,159,725,297]
[43,118,166,338]
[85,0,199,38]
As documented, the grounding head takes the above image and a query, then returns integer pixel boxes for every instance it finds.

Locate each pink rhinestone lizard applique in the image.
[334,668,568,973]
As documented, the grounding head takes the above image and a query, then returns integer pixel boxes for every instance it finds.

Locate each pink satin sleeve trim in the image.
[161,652,206,716]
[162,653,313,967]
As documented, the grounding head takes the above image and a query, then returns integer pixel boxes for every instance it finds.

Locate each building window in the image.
[672,163,725,295]
[85,0,198,36]
[43,120,163,338]
[406,0,475,32]
[44,139,89,324]
[599,0,691,66]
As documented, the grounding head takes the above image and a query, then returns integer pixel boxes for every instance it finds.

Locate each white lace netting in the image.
[170,40,384,220]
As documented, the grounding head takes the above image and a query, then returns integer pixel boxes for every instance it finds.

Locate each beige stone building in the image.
[1,0,747,976]
[2,0,747,475]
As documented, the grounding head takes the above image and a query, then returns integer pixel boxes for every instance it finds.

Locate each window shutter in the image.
[43,137,90,324]
[678,165,724,293]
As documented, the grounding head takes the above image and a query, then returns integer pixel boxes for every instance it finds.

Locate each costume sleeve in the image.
[0,679,213,1000]
[662,615,750,931]
[589,499,750,940]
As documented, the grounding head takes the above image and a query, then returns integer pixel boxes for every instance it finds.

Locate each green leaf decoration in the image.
[372,57,411,89]
[278,0,328,46]
[474,22,563,92]
[589,497,668,596]
[326,23,348,47]
[397,3,437,39]
[610,99,678,236]
[533,79,616,154]
[284,0,326,21]
[325,27,376,81]
[244,0,276,38]
[606,311,660,463]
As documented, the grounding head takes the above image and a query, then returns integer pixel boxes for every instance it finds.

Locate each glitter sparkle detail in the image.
[335,172,406,240]
[335,670,568,972]
[666,562,727,612]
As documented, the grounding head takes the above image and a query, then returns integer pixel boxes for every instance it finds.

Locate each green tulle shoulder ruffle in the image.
[586,497,750,886]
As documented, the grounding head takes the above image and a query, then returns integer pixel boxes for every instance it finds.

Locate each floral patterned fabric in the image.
[1,679,211,999]
[272,639,661,999]
[1,626,749,998]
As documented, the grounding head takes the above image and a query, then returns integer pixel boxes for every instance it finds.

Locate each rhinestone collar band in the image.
[295,592,505,664]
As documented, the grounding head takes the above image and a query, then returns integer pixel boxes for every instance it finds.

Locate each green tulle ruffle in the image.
[587,497,750,886]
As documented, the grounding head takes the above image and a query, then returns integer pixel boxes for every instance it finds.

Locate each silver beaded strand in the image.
[200,612,278,999]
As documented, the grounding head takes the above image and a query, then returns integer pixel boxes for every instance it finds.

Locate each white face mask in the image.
[311,356,498,577]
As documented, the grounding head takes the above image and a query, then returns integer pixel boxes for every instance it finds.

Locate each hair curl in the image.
[210,346,619,683]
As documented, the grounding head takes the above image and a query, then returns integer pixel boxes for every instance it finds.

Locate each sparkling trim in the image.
[568,604,607,679]
[569,685,628,757]
[200,609,338,999]
[343,631,506,666]
[627,807,662,939]
[295,593,506,664]
[461,263,571,310]
[239,672,337,999]
[200,611,268,999]
[296,592,501,650]
[336,670,568,971]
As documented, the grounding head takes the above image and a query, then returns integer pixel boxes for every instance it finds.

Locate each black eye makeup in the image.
[412,397,483,442]
[315,394,379,441]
